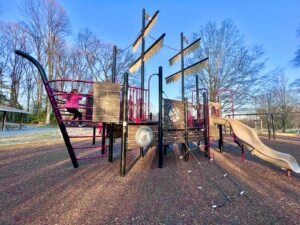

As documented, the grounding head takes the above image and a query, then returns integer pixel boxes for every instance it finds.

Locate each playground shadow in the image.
[1,140,300,224]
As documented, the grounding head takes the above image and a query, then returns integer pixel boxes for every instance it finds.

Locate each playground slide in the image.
[211,117,300,173]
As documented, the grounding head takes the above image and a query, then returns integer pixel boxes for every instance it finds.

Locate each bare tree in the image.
[256,69,298,132]
[273,71,296,132]
[0,22,10,104]
[21,0,71,124]
[20,63,35,111]
[116,48,135,84]
[76,28,134,83]
[2,22,30,108]
[189,19,265,113]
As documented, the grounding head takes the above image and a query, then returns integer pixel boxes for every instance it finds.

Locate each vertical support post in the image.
[141,8,145,119]
[196,75,200,124]
[164,145,167,155]
[218,124,224,152]
[266,113,271,140]
[2,111,7,131]
[109,124,114,162]
[203,92,209,157]
[92,126,96,145]
[180,33,185,158]
[158,66,163,168]
[139,9,146,158]
[180,32,185,101]
[184,97,189,161]
[241,146,245,162]
[101,123,106,154]
[120,72,129,176]
[271,113,275,140]
[140,146,144,158]
[19,113,24,130]
[109,46,117,161]
[112,45,117,83]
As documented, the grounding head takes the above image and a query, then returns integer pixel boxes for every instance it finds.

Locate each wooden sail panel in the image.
[169,38,201,66]
[130,33,165,74]
[132,10,159,53]
[166,57,209,84]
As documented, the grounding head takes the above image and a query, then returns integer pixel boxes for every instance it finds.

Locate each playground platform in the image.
[0,134,299,224]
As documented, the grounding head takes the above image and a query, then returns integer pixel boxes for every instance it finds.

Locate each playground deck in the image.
[0,135,299,225]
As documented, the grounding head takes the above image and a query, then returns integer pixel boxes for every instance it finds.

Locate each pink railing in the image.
[128,86,149,122]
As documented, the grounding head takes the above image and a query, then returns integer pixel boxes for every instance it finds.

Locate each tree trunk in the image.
[45,47,53,125]
[45,99,51,125]
[281,113,286,133]
[36,73,43,115]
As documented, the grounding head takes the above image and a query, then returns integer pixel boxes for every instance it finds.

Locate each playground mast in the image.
[130,9,165,119]
[166,35,208,100]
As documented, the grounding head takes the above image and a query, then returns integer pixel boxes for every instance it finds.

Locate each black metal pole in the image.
[196,75,200,124]
[271,113,275,140]
[93,126,96,145]
[101,123,106,154]
[158,66,163,168]
[140,8,145,118]
[181,32,184,101]
[139,9,146,159]
[112,45,117,83]
[179,33,186,157]
[203,92,209,157]
[184,97,189,161]
[15,50,79,168]
[164,145,167,155]
[109,124,114,162]
[120,72,129,176]
[140,147,144,158]
[218,124,224,152]
[109,46,117,161]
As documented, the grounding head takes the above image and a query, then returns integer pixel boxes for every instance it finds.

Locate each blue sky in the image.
[1,0,300,104]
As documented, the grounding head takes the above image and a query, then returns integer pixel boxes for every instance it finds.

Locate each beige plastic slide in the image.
[211,117,300,173]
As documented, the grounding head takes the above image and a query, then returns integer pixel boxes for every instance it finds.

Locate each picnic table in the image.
[0,105,32,131]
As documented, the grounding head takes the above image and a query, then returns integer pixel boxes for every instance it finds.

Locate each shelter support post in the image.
[1,111,7,131]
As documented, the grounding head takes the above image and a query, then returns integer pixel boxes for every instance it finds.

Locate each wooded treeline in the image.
[0,0,299,128]
[0,0,134,124]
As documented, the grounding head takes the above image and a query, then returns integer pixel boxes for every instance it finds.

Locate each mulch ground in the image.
[0,134,299,225]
